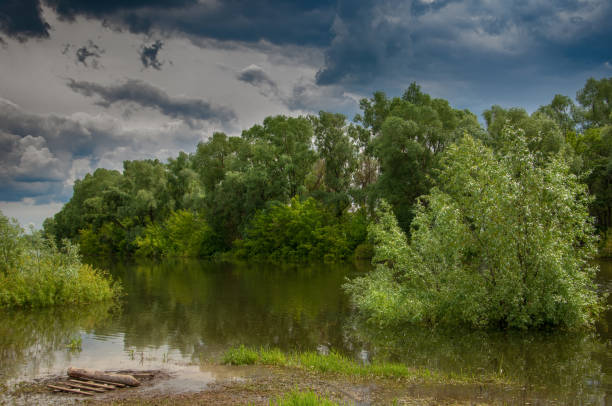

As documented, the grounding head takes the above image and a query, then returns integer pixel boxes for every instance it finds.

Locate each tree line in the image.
[43,77,612,263]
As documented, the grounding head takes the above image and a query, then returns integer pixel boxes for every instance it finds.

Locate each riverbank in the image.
[0,345,583,405]
[1,364,548,406]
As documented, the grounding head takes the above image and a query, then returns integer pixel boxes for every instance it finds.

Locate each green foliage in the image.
[269,390,341,406]
[347,128,602,330]
[309,111,357,215]
[353,243,374,260]
[135,210,216,258]
[0,211,121,308]
[222,344,259,365]
[577,77,612,128]
[483,105,565,157]
[358,83,481,232]
[66,335,82,352]
[0,214,24,275]
[44,77,612,270]
[235,197,365,262]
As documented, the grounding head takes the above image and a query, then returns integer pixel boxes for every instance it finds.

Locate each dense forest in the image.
[43,77,612,265]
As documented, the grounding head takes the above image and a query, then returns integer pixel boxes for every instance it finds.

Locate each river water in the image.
[2,259,612,403]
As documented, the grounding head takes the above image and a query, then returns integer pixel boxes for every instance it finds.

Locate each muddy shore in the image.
[1,364,567,405]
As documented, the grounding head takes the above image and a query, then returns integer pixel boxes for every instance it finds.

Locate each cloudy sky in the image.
[0,0,611,228]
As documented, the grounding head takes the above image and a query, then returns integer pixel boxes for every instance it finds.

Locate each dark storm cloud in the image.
[315,0,410,86]
[67,78,236,127]
[1,0,610,108]
[316,0,612,86]
[0,0,50,41]
[236,65,280,97]
[139,40,164,70]
[0,0,335,46]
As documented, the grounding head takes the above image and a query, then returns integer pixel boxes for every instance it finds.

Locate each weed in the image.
[66,335,82,352]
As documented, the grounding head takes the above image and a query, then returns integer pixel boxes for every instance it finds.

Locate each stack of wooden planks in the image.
[47,367,142,396]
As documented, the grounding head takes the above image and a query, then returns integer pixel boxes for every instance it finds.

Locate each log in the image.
[69,379,116,390]
[63,382,107,393]
[47,384,94,396]
[68,367,140,387]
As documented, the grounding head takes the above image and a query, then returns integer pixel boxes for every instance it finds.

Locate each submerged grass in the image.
[221,346,508,385]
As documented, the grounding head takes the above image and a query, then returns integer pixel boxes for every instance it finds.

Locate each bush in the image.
[346,129,603,330]
[0,211,121,308]
[135,210,217,258]
[234,197,365,262]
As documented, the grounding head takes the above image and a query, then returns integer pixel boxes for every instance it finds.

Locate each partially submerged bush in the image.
[346,129,603,330]
[0,211,121,308]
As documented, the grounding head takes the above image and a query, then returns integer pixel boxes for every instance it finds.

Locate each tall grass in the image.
[0,212,121,308]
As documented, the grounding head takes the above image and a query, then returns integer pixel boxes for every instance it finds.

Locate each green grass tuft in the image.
[222,345,259,365]
[270,390,341,406]
[221,346,466,383]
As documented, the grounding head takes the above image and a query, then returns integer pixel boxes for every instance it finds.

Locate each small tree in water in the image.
[346,127,603,330]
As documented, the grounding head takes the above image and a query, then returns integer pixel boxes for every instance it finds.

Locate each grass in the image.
[221,346,508,384]
[66,335,82,352]
[268,390,342,406]
[223,345,260,365]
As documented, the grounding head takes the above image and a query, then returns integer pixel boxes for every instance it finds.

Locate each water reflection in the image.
[0,258,611,404]
[108,259,357,360]
[0,302,116,383]
[348,321,609,400]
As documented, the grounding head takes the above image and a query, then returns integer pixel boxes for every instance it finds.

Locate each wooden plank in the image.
[69,379,116,390]
[63,382,107,393]
[47,384,94,396]
[83,378,126,388]
[68,367,140,387]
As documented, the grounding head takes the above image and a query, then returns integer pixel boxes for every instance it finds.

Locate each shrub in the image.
[235,197,364,262]
[135,210,216,258]
[0,211,121,308]
[346,129,603,330]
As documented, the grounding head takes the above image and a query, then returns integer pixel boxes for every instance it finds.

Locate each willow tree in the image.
[347,127,602,330]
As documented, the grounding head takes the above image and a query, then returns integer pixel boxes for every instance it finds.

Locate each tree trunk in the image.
[67,367,140,387]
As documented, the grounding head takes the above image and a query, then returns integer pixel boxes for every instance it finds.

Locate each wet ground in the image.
[1,361,596,405]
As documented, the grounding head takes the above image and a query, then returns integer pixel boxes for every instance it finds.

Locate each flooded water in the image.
[2,258,612,403]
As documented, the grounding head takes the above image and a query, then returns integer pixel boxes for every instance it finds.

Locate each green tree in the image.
[483,105,564,157]
[310,111,357,215]
[358,84,480,231]
[347,128,602,330]
[0,213,23,275]
[49,168,123,242]
[577,77,612,128]
[537,94,579,135]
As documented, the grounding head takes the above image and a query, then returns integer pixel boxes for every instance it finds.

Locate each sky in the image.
[0,0,611,228]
